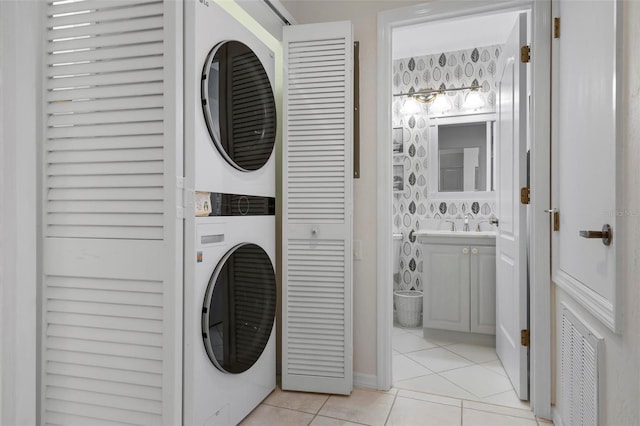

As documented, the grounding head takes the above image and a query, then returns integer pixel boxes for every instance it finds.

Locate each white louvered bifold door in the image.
[42,1,182,424]
[282,21,354,395]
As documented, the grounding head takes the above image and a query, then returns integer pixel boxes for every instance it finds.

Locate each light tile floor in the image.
[392,325,529,410]
[239,326,554,425]
[240,386,553,426]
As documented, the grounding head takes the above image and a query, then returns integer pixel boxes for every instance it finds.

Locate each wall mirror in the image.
[428,113,496,198]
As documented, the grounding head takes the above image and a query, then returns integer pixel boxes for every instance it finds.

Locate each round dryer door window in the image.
[202,40,277,171]
[202,243,276,374]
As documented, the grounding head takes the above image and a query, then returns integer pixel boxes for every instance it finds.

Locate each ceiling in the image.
[392,11,521,60]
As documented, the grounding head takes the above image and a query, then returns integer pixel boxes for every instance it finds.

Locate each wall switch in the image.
[353,240,363,260]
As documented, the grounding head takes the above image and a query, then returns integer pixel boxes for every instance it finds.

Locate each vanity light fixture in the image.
[393,83,481,104]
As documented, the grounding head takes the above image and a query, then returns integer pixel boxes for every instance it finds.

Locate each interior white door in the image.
[552,0,621,332]
[495,12,529,400]
[282,21,354,395]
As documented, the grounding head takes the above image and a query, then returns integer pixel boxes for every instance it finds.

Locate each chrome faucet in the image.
[476,220,489,232]
[445,220,456,231]
[463,214,471,232]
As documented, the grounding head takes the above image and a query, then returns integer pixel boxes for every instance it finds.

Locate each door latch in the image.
[544,208,560,232]
[521,329,530,347]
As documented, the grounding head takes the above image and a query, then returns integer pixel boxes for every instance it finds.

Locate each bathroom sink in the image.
[414,229,496,238]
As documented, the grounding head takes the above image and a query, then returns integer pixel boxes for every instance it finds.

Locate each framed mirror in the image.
[428,113,496,198]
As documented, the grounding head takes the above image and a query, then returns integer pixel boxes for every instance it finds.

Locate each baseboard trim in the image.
[353,372,377,390]
[551,406,564,426]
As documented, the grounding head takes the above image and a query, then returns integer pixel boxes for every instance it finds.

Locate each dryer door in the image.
[202,243,276,374]
[202,40,277,172]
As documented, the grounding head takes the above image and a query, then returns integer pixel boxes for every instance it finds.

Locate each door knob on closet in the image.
[579,224,612,246]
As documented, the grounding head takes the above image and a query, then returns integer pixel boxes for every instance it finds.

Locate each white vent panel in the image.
[560,305,603,426]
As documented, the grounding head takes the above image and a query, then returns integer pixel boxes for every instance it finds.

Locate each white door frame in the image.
[376,0,551,418]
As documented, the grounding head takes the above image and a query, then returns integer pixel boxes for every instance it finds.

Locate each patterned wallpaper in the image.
[392,45,501,293]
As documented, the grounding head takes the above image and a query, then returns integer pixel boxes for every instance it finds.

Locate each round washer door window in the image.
[202,40,277,171]
[202,243,276,374]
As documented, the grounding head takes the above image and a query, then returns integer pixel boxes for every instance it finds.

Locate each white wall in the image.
[553,2,640,424]
[0,1,40,424]
[281,0,425,379]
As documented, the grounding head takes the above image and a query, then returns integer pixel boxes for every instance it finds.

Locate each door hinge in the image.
[521,329,530,347]
[554,17,561,38]
[520,45,531,63]
[520,187,530,205]
[553,211,560,232]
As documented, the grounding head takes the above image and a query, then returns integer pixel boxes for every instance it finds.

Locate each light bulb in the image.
[400,97,421,115]
[430,94,451,114]
[463,90,485,110]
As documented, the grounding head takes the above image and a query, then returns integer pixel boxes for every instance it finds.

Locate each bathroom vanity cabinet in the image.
[419,233,496,335]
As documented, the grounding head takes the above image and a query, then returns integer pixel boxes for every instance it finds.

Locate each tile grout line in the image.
[306,393,332,425]
[464,406,539,422]
[383,388,400,426]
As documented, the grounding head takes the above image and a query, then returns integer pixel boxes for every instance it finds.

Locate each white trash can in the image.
[394,290,423,327]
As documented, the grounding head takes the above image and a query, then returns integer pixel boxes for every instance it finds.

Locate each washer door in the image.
[202,243,276,374]
[202,40,276,171]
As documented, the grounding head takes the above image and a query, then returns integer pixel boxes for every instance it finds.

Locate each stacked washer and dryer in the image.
[184,2,277,425]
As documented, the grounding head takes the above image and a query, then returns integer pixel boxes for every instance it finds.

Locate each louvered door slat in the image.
[47,200,163,214]
[283,21,353,396]
[47,96,164,115]
[47,337,162,361]
[47,375,162,402]
[47,29,164,52]
[42,1,181,424]
[49,15,163,40]
[47,312,162,333]
[47,387,162,416]
[48,70,164,91]
[47,2,163,27]
[48,148,163,163]
[46,350,162,374]
[48,213,162,228]
[47,43,164,65]
[45,399,161,426]
[45,411,132,426]
[47,122,163,139]
[46,0,161,16]
[48,82,163,102]
[48,174,162,187]
[47,301,162,322]
[48,57,164,79]
[48,187,163,201]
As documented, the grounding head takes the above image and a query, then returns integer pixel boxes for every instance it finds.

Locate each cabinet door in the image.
[470,246,497,334]
[423,245,470,332]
